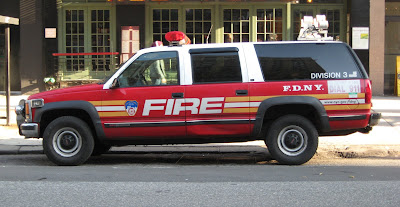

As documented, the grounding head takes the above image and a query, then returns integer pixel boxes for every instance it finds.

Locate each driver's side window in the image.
[118,51,179,88]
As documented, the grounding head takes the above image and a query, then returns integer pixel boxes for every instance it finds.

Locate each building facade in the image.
[53,0,348,86]
[0,0,395,95]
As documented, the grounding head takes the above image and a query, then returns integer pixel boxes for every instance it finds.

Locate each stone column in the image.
[369,0,385,95]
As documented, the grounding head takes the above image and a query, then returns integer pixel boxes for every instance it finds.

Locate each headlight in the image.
[31,99,44,108]
[15,99,26,117]
[15,105,24,115]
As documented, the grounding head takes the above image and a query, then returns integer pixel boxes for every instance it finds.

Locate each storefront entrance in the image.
[385,2,400,95]
[147,2,345,46]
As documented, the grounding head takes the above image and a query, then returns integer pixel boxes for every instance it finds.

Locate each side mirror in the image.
[110,78,119,89]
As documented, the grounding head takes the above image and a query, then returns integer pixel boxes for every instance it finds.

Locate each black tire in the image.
[43,116,94,166]
[91,141,111,156]
[265,115,318,165]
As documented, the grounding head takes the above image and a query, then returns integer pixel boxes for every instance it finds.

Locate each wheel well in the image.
[262,104,321,135]
[39,109,97,139]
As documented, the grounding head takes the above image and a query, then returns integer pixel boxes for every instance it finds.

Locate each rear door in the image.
[184,46,251,138]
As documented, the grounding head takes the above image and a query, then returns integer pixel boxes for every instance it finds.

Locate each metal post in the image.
[5,25,10,125]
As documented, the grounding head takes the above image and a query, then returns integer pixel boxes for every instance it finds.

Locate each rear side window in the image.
[191,52,242,84]
[254,43,363,81]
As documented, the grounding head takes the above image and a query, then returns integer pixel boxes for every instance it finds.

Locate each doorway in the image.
[385,16,400,95]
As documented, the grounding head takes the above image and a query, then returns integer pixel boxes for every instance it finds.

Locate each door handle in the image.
[172,92,184,99]
[236,90,248,96]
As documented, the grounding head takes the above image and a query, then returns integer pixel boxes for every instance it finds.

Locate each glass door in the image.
[223,8,250,43]
[184,8,213,44]
[90,9,113,79]
[256,8,284,41]
[60,6,116,81]
[152,9,179,46]
[384,17,400,95]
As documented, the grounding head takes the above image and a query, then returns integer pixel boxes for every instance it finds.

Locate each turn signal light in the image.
[25,102,30,115]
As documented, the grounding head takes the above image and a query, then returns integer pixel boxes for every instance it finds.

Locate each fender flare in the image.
[33,101,105,139]
[252,96,330,137]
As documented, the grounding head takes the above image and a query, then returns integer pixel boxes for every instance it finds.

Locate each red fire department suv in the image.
[16,32,381,165]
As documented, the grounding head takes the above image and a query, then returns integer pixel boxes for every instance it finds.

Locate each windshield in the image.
[97,73,116,85]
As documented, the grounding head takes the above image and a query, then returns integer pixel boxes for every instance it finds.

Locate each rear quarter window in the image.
[254,43,364,81]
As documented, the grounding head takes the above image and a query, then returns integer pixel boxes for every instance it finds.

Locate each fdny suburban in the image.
[16,31,381,165]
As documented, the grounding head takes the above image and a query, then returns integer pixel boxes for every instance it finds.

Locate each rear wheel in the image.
[43,116,94,166]
[265,115,318,165]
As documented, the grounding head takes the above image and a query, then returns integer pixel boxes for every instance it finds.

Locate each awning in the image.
[0,15,19,25]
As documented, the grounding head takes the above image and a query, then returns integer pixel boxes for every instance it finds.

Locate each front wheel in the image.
[265,115,318,165]
[43,116,94,166]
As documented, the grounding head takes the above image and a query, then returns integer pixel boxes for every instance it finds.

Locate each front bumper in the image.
[15,99,40,138]
[369,112,381,127]
[19,123,39,138]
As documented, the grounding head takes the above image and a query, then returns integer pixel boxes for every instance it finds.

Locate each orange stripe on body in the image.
[324,104,371,111]
[98,112,129,117]
[89,100,127,106]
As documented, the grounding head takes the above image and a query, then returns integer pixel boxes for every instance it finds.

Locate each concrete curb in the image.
[1,143,400,160]
[316,145,400,159]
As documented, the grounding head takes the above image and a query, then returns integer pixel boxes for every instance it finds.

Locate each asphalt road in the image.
[0,154,399,206]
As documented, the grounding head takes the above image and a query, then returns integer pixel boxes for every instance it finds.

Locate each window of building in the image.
[149,5,290,43]
[147,3,343,43]
[185,9,212,44]
[91,9,111,71]
[65,9,85,71]
[320,9,341,40]
[191,51,242,84]
[223,9,250,43]
[118,51,179,87]
[256,8,283,41]
[293,8,314,40]
[254,43,363,81]
[153,9,179,46]
[0,26,4,90]
[0,25,4,66]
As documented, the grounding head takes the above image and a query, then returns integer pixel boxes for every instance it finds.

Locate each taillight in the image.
[365,79,372,104]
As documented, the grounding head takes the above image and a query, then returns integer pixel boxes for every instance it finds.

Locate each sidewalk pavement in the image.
[1,95,399,159]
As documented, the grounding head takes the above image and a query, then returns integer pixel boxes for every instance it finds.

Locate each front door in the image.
[100,51,185,139]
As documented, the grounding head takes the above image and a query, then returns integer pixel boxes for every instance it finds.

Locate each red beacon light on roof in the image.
[165,31,191,46]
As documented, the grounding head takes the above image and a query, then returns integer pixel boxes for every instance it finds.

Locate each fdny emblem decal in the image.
[125,101,138,116]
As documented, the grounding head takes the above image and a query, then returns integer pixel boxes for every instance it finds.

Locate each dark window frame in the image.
[190,50,243,84]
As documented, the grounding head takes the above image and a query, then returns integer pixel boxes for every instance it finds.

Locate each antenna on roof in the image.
[206,24,213,44]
